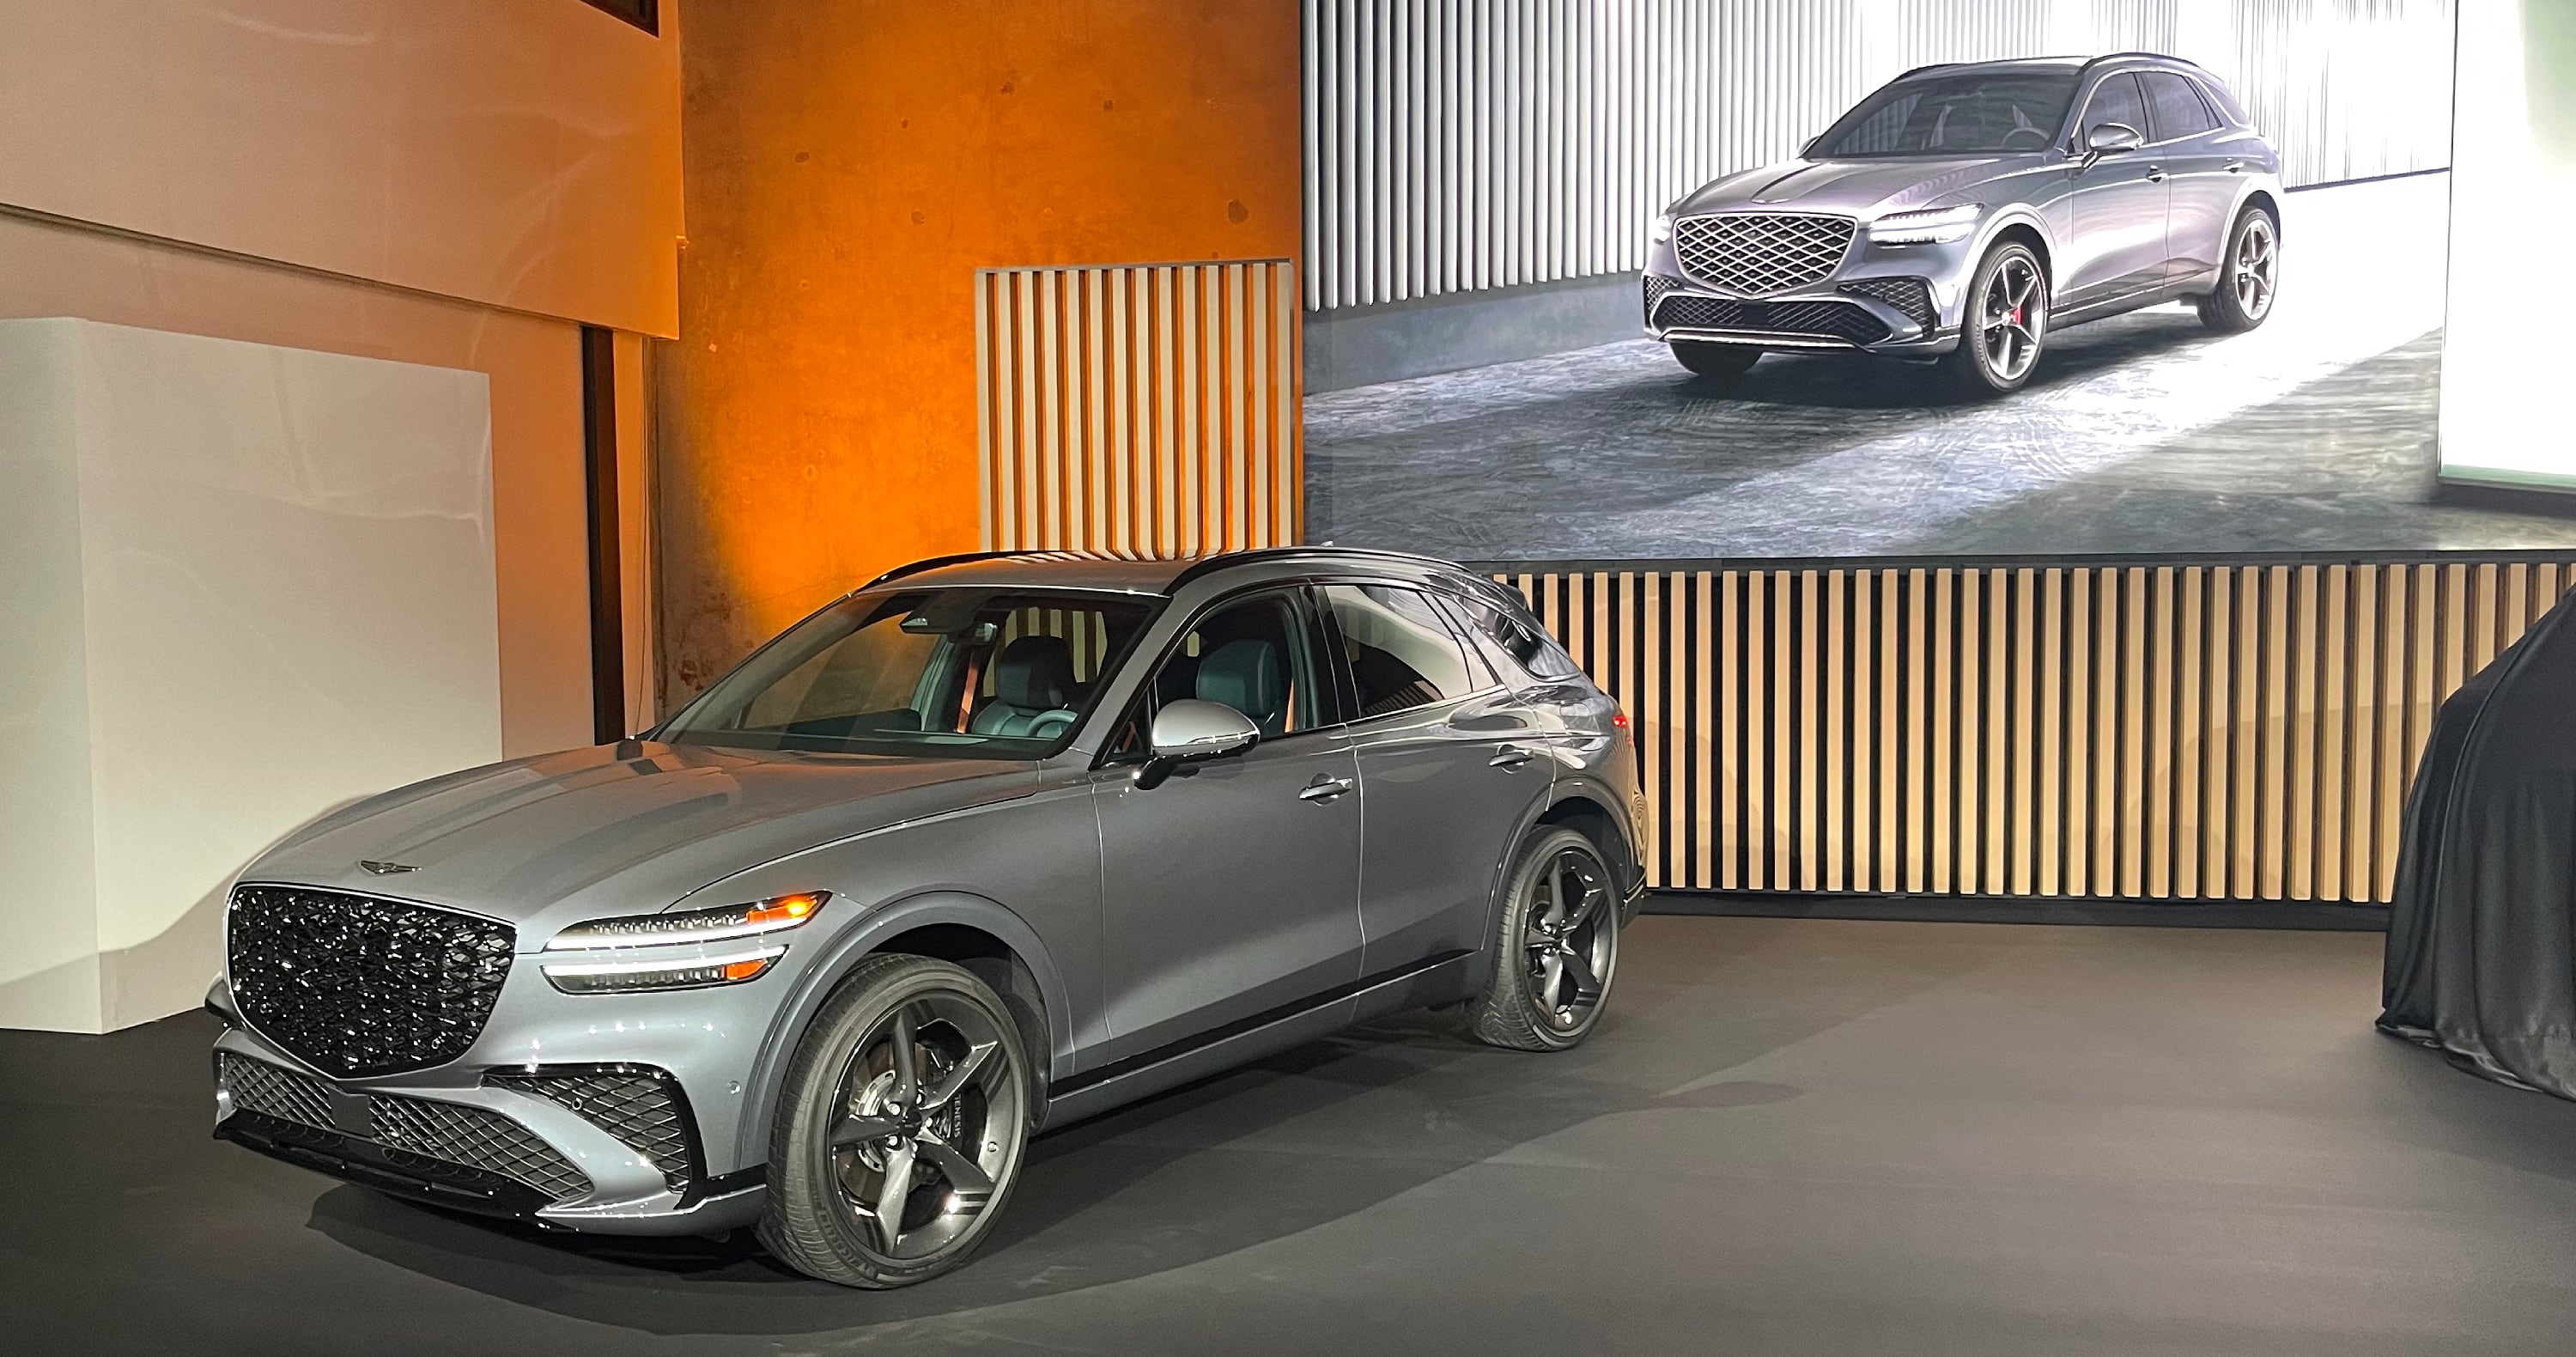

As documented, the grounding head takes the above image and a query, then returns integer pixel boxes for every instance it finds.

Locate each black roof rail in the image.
[2075,51,2198,78]
[861,550,1019,590]
[1165,545,1473,593]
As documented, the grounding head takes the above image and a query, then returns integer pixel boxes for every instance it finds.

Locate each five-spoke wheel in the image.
[1466,826,1623,1050]
[2197,204,2280,333]
[1945,240,2048,396]
[760,955,1030,1287]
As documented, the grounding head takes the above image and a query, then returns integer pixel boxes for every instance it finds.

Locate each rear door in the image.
[1319,582,1552,977]
[2138,70,2237,288]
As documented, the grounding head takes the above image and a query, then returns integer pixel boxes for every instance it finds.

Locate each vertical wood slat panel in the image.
[1497,558,2573,905]
[978,260,1297,556]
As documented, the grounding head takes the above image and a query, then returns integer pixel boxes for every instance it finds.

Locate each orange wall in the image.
[655,0,1303,698]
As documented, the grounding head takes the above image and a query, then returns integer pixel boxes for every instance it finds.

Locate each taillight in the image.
[1612,709,1630,730]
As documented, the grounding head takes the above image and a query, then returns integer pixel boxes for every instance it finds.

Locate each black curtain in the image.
[2379,585,2576,1096]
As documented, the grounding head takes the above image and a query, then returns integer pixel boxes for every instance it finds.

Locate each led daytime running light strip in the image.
[545,891,829,951]
[540,943,787,977]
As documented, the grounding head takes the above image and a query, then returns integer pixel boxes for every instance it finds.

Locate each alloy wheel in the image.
[1978,253,2045,383]
[829,993,1021,1260]
[1522,848,1618,1033]
[2233,215,2277,320]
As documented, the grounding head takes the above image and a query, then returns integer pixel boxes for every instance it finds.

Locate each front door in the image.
[2058,70,2172,311]
[1317,583,1552,977]
[1092,587,1363,1064]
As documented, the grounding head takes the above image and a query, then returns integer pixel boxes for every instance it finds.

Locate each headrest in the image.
[993,635,1074,711]
[1197,638,1286,732]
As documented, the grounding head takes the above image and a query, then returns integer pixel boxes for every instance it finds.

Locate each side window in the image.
[1322,584,1479,720]
[2141,71,2218,140]
[2198,76,2251,128]
[1451,592,1581,682]
[1111,591,1320,756]
[2081,72,2148,143]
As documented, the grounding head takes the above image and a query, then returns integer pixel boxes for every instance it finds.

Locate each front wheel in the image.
[1463,827,1623,1051]
[757,954,1032,1288]
[1942,240,2049,397]
[2196,205,2279,332]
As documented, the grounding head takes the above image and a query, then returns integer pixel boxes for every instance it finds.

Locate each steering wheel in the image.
[2000,125,2051,151]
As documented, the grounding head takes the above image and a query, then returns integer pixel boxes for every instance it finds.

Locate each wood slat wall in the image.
[1499,557,2576,904]
[976,261,1300,557]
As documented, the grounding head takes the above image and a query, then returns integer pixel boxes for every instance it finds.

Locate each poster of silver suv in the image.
[1644,53,2283,394]
[207,548,1647,1288]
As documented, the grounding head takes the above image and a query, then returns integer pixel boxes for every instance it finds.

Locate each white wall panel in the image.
[0,319,502,1032]
[1306,0,2455,311]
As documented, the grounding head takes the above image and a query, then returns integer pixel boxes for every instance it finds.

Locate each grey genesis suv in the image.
[208,547,1645,1287]
[1643,53,2284,394]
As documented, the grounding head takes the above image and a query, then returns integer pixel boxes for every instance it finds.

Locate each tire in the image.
[1669,340,1760,383]
[1462,827,1624,1051]
[2196,205,2279,333]
[756,953,1033,1288]
[1941,240,2049,397]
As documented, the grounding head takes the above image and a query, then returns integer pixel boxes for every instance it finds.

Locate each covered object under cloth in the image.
[2380,585,2576,1096]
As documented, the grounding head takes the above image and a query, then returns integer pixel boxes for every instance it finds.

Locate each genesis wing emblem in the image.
[358,860,419,875]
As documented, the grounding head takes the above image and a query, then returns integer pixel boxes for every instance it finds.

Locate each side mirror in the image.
[2083,123,2143,155]
[1134,699,1259,788]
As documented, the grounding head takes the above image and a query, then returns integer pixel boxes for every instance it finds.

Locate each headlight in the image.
[1650,212,1674,244]
[539,891,829,994]
[1868,204,1981,246]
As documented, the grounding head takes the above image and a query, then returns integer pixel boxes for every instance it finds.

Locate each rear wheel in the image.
[757,954,1031,1288]
[1942,240,2048,397]
[1669,340,1760,384]
[2196,205,2279,332]
[1463,827,1622,1051]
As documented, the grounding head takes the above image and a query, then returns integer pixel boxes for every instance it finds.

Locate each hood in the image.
[243,742,1041,946]
[1673,154,2043,219]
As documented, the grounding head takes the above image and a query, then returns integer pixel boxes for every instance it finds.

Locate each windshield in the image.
[659,588,1159,758]
[1812,69,2081,157]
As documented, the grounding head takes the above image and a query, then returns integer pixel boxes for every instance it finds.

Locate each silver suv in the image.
[1643,53,2284,394]
[207,547,1645,1287]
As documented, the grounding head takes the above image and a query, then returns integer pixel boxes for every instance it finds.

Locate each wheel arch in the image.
[734,891,1070,1172]
[1984,216,2054,286]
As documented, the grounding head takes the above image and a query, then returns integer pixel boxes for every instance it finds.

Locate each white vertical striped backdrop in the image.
[1303,0,2456,311]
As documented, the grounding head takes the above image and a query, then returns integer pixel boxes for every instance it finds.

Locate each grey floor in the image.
[1308,174,2576,562]
[9,914,2576,1355]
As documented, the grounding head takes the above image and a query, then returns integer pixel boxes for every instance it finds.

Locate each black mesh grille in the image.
[1651,294,1891,345]
[369,1097,591,1202]
[1643,274,1687,324]
[228,886,515,1078]
[489,1068,696,1194]
[215,1052,592,1203]
[1841,277,1936,328]
[220,1049,334,1129]
[1671,213,1856,295]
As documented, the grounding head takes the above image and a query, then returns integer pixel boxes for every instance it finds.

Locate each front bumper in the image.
[207,951,786,1236]
[1643,219,1982,356]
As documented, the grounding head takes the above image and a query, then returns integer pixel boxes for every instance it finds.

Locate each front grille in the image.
[1841,277,1936,328]
[1651,294,1891,345]
[1672,213,1856,295]
[489,1068,696,1194]
[228,886,515,1078]
[216,1051,592,1204]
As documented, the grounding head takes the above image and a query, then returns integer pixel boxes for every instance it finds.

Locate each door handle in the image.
[1489,745,1536,770]
[2223,160,2246,174]
[2144,166,2168,183]
[1298,775,1354,803]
